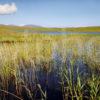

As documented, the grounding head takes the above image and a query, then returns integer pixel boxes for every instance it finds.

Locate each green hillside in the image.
[0,25,100,34]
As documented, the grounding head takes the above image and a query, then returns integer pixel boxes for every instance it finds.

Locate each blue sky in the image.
[0,0,100,27]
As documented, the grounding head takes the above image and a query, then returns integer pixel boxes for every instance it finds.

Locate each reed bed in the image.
[0,33,100,100]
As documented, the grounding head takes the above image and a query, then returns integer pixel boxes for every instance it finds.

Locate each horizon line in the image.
[0,24,100,28]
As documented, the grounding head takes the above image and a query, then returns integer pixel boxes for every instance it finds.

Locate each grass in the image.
[0,28,100,99]
[0,25,100,33]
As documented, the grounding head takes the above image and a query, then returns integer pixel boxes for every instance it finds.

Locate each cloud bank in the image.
[0,3,17,15]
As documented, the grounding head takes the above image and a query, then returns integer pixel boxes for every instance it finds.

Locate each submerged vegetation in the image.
[0,27,100,100]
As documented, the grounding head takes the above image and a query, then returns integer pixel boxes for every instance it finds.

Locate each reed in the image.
[0,33,100,99]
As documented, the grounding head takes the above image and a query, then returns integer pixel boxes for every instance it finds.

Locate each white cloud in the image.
[0,3,17,15]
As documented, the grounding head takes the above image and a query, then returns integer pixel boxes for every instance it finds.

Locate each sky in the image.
[0,0,100,27]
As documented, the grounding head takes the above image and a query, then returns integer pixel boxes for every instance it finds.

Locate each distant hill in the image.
[0,24,43,28]
[24,24,43,28]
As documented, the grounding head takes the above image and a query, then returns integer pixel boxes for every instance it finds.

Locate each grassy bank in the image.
[0,25,100,33]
